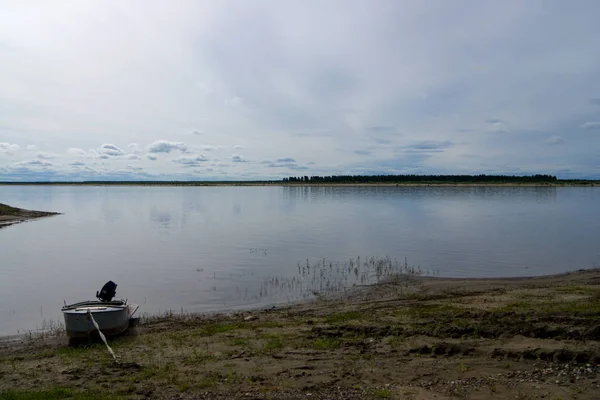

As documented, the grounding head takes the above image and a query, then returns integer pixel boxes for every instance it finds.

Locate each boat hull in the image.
[62,302,139,339]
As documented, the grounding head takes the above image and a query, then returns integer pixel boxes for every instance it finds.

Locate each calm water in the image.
[0,185,599,336]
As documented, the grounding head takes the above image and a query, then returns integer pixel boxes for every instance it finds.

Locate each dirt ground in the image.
[2,269,600,400]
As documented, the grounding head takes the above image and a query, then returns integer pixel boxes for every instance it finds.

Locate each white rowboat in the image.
[61,300,139,338]
[61,281,139,339]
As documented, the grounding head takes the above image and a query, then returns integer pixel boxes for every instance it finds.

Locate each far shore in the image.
[2,268,600,399]
[0,181,597,187]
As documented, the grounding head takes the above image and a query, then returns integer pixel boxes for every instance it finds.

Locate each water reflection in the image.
[280,185,558,203]
[150,207,172,229]
[233,203,241,215]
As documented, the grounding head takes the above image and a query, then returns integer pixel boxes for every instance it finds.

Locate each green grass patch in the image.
[541,300,600,315]
[387,335,406,348]
[178,383,190,393]
[0,388,123,400]
[370,388,393,398]
[252,321,288,329]
[230,337,250,346]
[140,366,159,379]
[263,334,285,351]
[494,301,531,313]
[409,303,462,315]
[56,344,104,359]
[0,203,23,216]
[556,285,600,295]
[494,297,600,316]
[324,311,363,324]
[312,337,342,350]
[183,349,217,365]
[195,372,220,389]
[194,322,244,336]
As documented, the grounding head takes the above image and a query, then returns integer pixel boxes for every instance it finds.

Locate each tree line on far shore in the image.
[283,174,559,183]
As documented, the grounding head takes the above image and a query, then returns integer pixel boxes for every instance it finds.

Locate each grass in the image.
[312,337,342,350]
[495,301,531,313]
[263,334,285,352]
[387,335,406,348]
[370,388,393,398]
[490,289,600,315]
[194,322,244,336]
[230,337,250,346]
[556,285,600,294]
[178,382,190,393]
[140,366,159,379]
[542,297,600,315]
[496,297,600,316]
[0,388,123,400]
[196,372,221,389]
[396,302,463,318]
[324,311,363,324]
[183,349,217,365]
[0,203,21,215]
[56,344,104,358]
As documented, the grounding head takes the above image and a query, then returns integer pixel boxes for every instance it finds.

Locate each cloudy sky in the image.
[1,0,600,181]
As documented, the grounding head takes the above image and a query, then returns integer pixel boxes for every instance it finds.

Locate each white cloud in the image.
[125,154,142,160]
[0,143,20,154]
[26,145,38,151]
[546,136,565,145]
[98,143,124,157]
[148,140,188,154]
[15,159,55,167]
[201,144,226,152]
[67,148,87,156]
[581,122,600,130]
[172,154,208,167]
[128,143,142,154]
[146,154,157,161]
[403,141,455,151]
[36,152,55,159]
[231,154,246,163]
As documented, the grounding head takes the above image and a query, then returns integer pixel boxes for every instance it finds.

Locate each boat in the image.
[61,281,139,340]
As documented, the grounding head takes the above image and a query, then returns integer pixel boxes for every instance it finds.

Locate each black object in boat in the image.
[96,281,117,302]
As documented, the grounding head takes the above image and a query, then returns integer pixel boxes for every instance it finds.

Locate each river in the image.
[0,185,598,336]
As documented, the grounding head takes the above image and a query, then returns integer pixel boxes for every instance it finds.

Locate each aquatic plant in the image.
[246,256,437,303]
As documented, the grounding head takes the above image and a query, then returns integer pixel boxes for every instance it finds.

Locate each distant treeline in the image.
[1,175,598,185]
[283,174,559,183]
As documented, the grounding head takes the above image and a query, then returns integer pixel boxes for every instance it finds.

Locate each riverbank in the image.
[0,203,60,229]
[2,269,600,399]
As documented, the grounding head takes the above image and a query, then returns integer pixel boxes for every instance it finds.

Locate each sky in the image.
[1,0,600,181]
